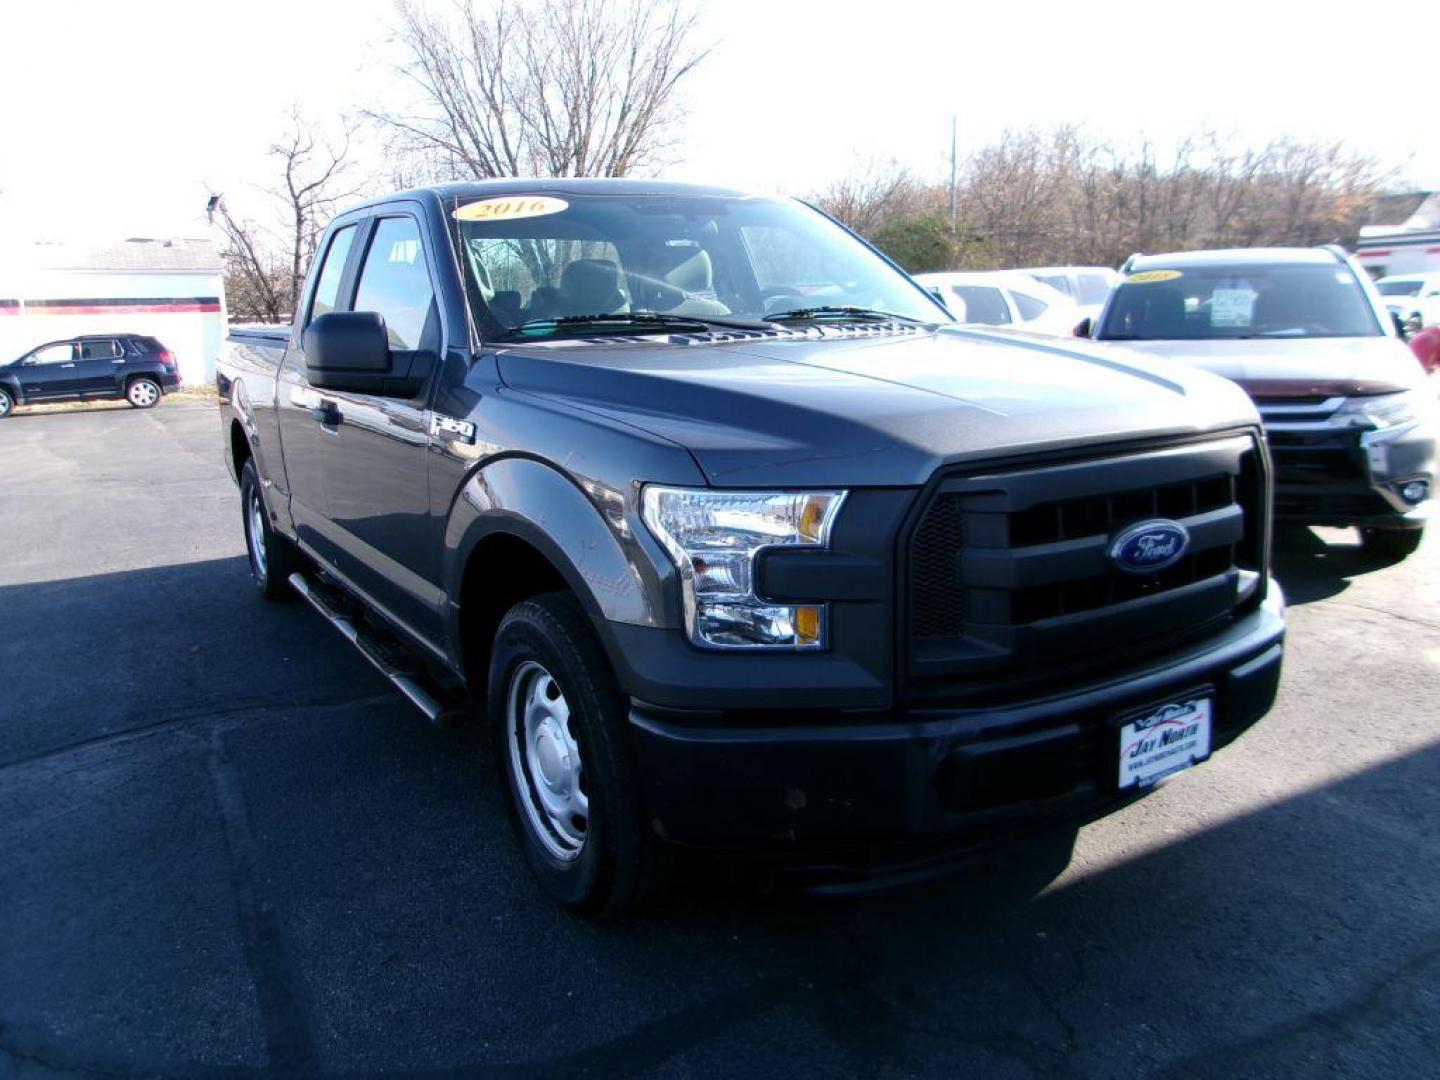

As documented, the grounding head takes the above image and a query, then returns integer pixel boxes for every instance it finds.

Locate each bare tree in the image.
[375,0,710,179]
[213,203,289,323]
[810,159,930,235]
[211,110,365,323]
[827,126,1391,272]
[270,109,365,314]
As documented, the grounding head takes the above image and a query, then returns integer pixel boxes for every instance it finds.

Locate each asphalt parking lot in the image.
[2,401,1438,1079]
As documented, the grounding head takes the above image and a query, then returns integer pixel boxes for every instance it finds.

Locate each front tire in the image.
[1360,526,1423,561]
[126,376,161,409]
[240,459,295,600]
[488,592,663,916]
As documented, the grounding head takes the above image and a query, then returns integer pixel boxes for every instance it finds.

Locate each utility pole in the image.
[948,114,958,234]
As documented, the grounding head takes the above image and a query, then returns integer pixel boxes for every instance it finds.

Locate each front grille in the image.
[1256,397,1367,488]
[904,435,1266,695]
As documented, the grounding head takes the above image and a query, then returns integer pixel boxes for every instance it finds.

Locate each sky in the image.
[1,0,1435,245]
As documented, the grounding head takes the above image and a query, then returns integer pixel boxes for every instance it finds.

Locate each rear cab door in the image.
[75,337,124,395]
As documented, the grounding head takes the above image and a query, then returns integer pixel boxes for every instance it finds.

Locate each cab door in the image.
[310,210,445,641]
[15,341,80,399]
[276,220,361,559]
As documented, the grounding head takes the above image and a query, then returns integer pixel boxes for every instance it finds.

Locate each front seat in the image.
[560,259,628,316]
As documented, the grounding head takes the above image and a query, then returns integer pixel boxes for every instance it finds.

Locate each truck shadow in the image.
[1270,525,1398,606]
[1,557,1435,1078]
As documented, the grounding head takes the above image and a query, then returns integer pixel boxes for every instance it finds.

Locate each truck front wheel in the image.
[240,459,295,600]
[488,592,663,916]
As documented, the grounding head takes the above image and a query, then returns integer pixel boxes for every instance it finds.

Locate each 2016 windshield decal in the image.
[453,196,569,222]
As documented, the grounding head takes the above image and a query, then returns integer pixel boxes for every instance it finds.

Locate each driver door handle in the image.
[312,401,342,426]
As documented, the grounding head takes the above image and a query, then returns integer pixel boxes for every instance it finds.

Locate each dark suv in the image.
[0,333,181,417]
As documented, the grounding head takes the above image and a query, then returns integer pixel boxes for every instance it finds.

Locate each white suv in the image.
[1375,273,1440,333]
[1013,266,1120,318]
[913,271,1080,336]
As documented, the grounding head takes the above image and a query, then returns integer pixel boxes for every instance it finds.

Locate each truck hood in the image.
[495,327,1260,486]
[1098,335,1427,398]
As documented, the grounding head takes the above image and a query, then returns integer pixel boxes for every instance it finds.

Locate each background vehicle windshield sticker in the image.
[454,196,569,222]
[1126,269,1183,284]
[1210,282,1257,328]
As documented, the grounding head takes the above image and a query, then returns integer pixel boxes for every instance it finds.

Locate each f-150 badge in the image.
[430,414,476,443]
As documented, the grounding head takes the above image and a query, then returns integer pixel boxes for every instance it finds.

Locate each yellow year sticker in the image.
[453,196,569,222]
[1126,269,1183,284]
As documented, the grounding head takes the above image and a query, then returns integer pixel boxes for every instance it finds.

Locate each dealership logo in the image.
[1108,519,1190,574]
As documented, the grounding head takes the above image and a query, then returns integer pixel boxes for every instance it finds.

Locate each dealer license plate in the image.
[1117,696,1212,789]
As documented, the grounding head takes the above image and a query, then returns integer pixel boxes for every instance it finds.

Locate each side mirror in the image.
[303,311,430,396]
[1073,316,1093,338]
[1391,311,1412,341]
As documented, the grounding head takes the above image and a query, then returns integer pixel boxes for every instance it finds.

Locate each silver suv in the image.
[1079,246,1436,560]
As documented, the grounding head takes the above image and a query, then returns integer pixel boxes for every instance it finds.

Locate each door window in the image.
[78,339,120,359]
[949,286,1012,324]
[27,342,77,365]
[353,217,435,349]
[309,224,358,321]
[1011,291,1049,320]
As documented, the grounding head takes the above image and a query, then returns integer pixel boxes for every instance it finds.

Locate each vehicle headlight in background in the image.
[641,487,846,649]
[1336,390,1427,430]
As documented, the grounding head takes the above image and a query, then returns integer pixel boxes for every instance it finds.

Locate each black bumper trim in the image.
[629,588,1284,850]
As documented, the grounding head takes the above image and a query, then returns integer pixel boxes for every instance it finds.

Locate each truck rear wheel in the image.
[0,387,13,419]
[488,592,663,916]
[240,459,296,600]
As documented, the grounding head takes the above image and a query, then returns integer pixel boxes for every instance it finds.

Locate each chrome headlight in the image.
[641,487,846,649]
[1336,390,1426,430]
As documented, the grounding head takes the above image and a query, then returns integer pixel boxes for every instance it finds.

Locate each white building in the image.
[0,238,226,385]
[1356,192,1440,279]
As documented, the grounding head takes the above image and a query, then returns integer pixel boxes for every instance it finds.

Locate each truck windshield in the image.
[450,193,948,339]
[1098,263,1382,340]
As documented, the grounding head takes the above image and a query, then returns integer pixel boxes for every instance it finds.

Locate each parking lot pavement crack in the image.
[1152,938,1440,1078]
[0,691,400,773]
[205,725,318,1077]
[1323,601,1440,634]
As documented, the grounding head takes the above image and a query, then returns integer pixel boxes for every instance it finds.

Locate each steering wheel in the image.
[759,287,806,315]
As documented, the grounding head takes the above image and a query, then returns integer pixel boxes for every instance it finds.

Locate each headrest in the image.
[561,259,623,310]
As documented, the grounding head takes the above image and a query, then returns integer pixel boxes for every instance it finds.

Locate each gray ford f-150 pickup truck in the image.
[218,180,1285,914]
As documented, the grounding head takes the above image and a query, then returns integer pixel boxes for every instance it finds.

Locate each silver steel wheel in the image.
[128,379,159,407]
[0,392,11,418]
[507,660,588,861]
[246,487,268,582]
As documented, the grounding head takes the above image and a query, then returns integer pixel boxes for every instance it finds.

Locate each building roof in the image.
[1362,192,1440,234]
[26,237,222,274]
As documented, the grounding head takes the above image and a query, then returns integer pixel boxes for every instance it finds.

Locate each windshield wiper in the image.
[765,305,927,324]
[504,311,773,337]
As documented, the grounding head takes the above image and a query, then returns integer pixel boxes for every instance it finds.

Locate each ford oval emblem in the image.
[1108,519,1191,574]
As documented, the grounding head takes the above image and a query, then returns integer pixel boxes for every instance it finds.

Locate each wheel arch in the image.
[444,456,671,696]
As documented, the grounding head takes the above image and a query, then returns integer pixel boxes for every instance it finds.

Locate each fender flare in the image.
[442,455,670,664]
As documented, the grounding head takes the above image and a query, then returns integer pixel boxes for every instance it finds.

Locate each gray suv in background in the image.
[1081,247,1436,559]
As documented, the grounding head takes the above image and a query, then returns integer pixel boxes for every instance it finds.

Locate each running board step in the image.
[288,571,468,728]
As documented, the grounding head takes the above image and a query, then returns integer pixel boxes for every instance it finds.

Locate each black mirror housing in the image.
[304,312,391,376]
[1073,316,1093,338]
[1391,311,1412,341]
[302,311,431,396]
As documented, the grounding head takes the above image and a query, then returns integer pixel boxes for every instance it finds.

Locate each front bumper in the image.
[628,584,1284,852]
[1267,413,1435,529]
